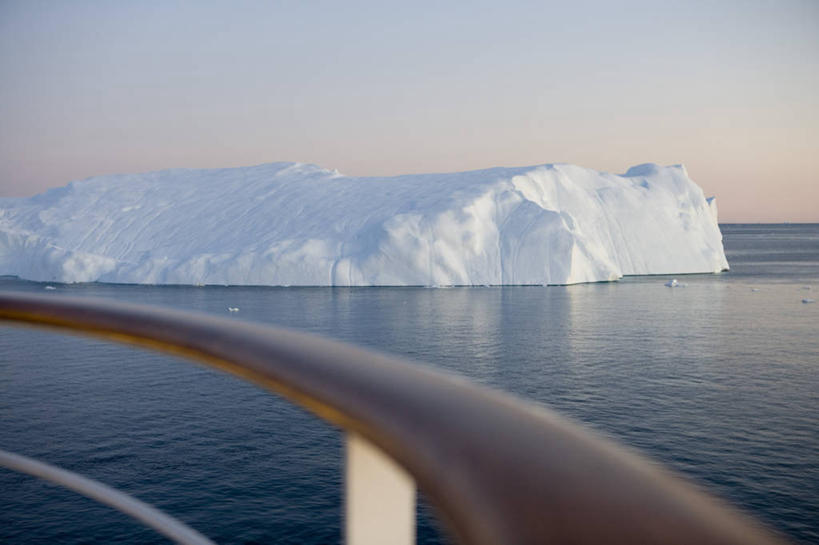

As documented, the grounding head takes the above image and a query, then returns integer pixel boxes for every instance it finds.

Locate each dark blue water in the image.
[1,224,817,544]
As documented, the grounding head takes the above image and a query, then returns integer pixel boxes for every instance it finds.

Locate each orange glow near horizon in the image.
[1,1,816,223]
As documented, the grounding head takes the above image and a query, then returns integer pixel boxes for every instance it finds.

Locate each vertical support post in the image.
[345,433,416,545]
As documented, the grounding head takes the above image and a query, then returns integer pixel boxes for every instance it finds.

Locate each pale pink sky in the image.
[1,1,817,222]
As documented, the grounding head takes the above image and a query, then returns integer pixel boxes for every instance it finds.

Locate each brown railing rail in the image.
[0,292,787,545]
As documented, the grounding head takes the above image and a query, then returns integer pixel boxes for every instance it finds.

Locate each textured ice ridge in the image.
[0,161,728,286]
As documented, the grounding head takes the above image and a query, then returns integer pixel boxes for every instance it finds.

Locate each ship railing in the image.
[0,292,787,545]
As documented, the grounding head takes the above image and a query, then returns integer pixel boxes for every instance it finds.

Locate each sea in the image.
[1,224,817,544]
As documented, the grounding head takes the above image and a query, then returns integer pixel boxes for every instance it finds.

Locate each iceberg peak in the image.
[623,163,661,177]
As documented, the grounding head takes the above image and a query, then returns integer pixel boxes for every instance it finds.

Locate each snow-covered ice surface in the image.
[0,162,729,286]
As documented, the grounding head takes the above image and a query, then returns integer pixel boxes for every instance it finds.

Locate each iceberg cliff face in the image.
[0,162,728,286]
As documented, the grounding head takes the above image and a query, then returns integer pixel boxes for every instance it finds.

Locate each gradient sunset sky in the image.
[1,0,816,222]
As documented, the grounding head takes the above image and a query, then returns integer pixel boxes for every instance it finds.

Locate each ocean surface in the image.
[1,223,817,544]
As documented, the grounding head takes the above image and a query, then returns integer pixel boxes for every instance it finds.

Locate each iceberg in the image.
[0,161,728,286]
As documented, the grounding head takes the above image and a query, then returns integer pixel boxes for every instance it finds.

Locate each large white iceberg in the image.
[0,162,728,286]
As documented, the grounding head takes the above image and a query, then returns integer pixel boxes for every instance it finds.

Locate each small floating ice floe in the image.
[664,279,686,288]
[228,307,240,312]
[750,288,760,292]
[44,285,56,290]
[802,298,815,304]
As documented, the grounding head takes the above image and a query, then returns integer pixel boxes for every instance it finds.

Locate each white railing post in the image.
[345,433,416,545]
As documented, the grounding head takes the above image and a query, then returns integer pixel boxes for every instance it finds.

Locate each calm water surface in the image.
[1,224,817,544]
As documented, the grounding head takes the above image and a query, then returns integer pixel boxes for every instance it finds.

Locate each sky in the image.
[0,0,817,222]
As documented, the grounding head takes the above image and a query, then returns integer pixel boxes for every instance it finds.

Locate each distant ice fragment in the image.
[750,288,760,292]
[228,307,239,312]
[665,279,686,288]
[44,285,56,290]
[802,298,815,304]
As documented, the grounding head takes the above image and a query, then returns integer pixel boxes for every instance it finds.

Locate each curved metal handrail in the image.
[0,292,786,545]
[0,448,216,545]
